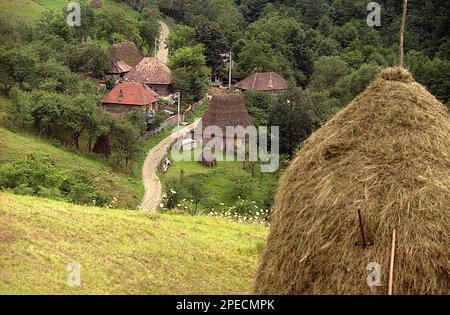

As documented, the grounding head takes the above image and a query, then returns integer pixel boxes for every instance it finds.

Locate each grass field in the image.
[161,150,278,212]
[0,192,268,294]
[0,0,138,17]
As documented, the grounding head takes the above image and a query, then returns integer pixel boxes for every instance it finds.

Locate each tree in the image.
[243,90,275,127]
[0,47,37,93]
[61,94,100,151]
[96,7,142,45]
[309,56,349,92]
[108,118,142,168]
[194,19,227,78]
[268,85,320,156]
[71,43,109,78]
[237,40,285,75]
[169,45,210,103]
[68,0,96,42]
[31,92,66,137]
[32,59,79,93]
[139,6,161,53]
[185,174,207,213]
[166,25,196,52]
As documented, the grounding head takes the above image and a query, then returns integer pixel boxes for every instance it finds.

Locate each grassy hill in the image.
[0,0,138,17]
[0,192,268,294]
[0,96,142,209]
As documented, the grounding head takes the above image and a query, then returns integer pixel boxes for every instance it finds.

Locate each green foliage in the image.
[169,45,210,103]
[96,7,142,45]
[138,5,161,53]
[166,25,196,52]
[194,19,227,77]
[71,43,110,78]
[0,154,109,206]
[268,85,320,156]
[0,46,37,93]
[243,90,275,126]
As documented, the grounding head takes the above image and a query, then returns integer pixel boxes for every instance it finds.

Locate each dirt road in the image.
[157,21,169,63]
[141,120,200,212]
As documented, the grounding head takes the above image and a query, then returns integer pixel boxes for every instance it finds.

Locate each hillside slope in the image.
[0,192,268,294]
[0,0,137,17]
[0,125,143,209]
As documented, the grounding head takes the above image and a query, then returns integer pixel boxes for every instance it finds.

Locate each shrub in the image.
[0,154,110,207]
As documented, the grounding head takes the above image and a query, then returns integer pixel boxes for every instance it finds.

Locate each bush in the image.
[0,154,111,207]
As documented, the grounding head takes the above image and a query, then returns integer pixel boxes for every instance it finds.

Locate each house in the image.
[107,60,133,78]
[124,57,172,96]
[234,71,288,94]
[109,42,143,68]
[101,82,159,117]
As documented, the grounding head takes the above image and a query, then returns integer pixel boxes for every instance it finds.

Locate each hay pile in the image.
[254,67,450,295]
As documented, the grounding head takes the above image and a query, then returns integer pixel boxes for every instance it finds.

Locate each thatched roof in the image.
[102,82,158,106]
[202,94,253,136]
[124,57,172,85]
[234,72,288,92]
[254,68,450,295]
[108,60,132,75]
[109,42,143,67]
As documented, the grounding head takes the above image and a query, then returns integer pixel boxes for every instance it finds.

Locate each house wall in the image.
[148,84,170,96]
[102,103,156,117]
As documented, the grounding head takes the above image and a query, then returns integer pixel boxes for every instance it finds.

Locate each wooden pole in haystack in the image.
[357,209,368,247]
[399,0,408,67]
[388,229,396,295]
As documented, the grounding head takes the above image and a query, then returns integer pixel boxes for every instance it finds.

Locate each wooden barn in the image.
[124,57,172,96]
[101,82,159,117]
[234,71,288,94]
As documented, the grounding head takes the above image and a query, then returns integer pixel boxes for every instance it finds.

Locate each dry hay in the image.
[254,67,450,295]
[109,42,143,67]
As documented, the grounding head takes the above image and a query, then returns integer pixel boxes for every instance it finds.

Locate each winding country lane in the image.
[141,120,200,212]
[140,20,173,212]
[157,20,170,63]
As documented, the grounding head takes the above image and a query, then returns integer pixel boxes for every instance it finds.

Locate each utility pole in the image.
[228,50,232,91]
[399,0,408,67]
[177,92,181,147]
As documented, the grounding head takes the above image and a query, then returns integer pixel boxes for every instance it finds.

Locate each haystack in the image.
[202,94,253,137]
[254,67,450,295]
[109,42,143,67]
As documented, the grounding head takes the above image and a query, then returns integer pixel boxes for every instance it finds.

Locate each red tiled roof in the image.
[124,57,172,85]
[234,72,288,91]
[102,82,158,106]
[108,60,132,75]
